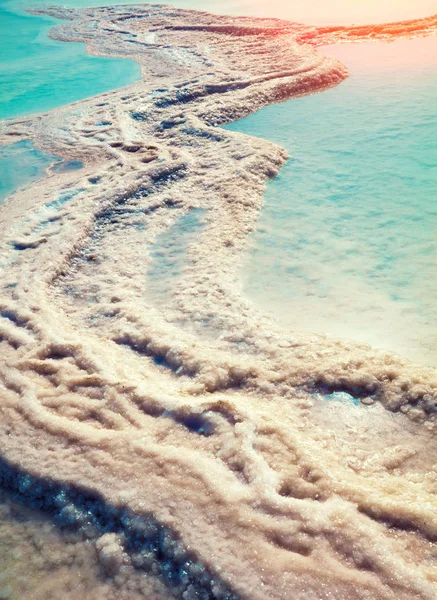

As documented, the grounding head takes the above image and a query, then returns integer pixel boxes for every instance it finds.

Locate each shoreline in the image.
[1,5,437,599]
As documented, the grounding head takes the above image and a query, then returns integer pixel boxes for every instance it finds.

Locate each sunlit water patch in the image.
[0,140,59,204]
[0,4,140,120]
[225,36,437,366]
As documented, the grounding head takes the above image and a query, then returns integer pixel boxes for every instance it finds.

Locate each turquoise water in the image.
[0,140,59,204]
[0,0,140,203]
[226,36,437,364]
[0,2,140,120]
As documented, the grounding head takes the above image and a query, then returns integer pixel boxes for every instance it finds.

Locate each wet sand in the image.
[1,5,437,599]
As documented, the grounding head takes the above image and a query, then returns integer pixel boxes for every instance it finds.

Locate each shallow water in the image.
[0,3,140,120]
[148,208,207,303]
[0,0,140,209]
[0,140,59,204]
[225,35,437,365]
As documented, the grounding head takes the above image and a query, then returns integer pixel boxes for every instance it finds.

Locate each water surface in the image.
[226,36,437,365]
[0,140,59,204]
[0,3,140,120]
[148,208,207,303]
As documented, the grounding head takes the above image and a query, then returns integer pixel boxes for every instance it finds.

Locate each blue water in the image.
[0,0,140,203]
[225,36,437,364]
[0,140,59,204]
[0,3,140,120]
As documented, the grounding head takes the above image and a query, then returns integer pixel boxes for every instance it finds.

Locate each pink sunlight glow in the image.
[321,35,437,72]
[221,0,437,25]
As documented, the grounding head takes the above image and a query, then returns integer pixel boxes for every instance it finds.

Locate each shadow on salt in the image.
[0,456,239,600]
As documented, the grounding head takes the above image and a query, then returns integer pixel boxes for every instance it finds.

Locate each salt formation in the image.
[1,5,437,599]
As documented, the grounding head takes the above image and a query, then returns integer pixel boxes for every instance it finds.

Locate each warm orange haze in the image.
[195,0,437,24]
[0,1,437,600]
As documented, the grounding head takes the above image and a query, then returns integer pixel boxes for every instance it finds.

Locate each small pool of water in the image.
[0,140,60,204]
[225,36,437,366]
